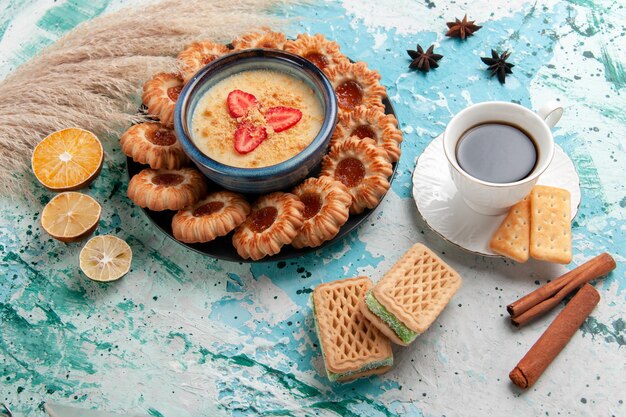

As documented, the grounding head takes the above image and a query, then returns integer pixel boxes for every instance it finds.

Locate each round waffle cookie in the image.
[142,72,184,127]
[172,191,251,243]
[120,122,190,170]
[324,61,386,114]
[321,137,393,214]
[177,40,230,83]
[127,168,208,211]
[232,192,304,260]
[283,33,350,73]
[232,29,287,50]
[332,106,403,163]
[291,177,352,248]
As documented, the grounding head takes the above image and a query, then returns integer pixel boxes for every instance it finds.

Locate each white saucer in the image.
[411,135,581,257]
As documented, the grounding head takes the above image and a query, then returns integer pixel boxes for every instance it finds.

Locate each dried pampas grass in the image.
[0,0,297,196]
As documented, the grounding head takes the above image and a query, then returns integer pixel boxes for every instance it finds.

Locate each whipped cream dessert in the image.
[191,69,324,168]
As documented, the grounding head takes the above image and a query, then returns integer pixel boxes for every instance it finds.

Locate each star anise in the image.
[446,15,482,39]
[407,44,443,72]
[481,49,514,84]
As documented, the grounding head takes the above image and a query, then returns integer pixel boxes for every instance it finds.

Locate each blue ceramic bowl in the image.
[174,49,338,194]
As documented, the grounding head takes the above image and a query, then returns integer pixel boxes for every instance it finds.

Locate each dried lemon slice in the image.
[32,128,104,191]
[41,192,101,242]
[79,235,132,282]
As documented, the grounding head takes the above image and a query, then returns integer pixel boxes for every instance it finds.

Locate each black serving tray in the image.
[127,96,398,262]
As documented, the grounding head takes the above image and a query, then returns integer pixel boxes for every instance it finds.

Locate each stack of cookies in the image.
[311,243,462,382]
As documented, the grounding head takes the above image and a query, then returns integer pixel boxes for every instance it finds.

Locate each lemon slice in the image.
[32,127,104,191]
[41,192,101,242]
[79,235,132,282]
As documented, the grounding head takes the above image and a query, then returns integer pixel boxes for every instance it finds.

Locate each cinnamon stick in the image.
[509,284,599,389]
[508,253,614,327]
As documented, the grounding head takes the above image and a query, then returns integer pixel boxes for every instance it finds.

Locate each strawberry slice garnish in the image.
[227,90,259,118]
[234,121,267,154]
[264,106,302,133]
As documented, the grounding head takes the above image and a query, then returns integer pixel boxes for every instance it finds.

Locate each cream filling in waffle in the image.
[365,290,419,345]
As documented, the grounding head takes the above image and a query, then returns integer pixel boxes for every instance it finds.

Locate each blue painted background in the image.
[0,0,624,416]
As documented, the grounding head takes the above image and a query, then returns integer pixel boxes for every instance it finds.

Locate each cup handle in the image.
[537,100,563,129]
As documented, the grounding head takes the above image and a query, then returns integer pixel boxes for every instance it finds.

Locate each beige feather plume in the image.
[0,0,296,195]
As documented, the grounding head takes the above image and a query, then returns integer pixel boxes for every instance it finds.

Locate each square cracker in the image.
[312,277,392,380]
[529,185,572,264]
[372,243,462,334]
[489,196,530,262]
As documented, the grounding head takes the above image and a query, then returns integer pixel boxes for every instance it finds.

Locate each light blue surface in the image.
[0,1,625,416]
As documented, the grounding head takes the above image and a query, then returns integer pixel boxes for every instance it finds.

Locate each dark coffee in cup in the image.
[455,122,538,183]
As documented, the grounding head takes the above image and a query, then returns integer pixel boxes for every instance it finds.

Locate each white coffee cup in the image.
[442,101,563,215]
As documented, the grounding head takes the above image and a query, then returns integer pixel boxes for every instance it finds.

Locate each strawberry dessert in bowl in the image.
[174,49,338,193]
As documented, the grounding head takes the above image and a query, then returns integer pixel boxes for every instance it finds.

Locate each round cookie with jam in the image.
[177,40,230,84]
[127,168,208,211]
[142,72,184,127]
[332,106,403,163]
[320,137,393,214]
[291,177,352,249]
[120,122,190,170]
[172,191,251,243]
[284,33,350,74]
[232,29,287,50]
[232,192,304,260]
[325,62,386,114]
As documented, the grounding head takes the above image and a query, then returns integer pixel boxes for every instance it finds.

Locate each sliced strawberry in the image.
[227,90,259,118]
[264,106,302,133]
[234,121,267,154]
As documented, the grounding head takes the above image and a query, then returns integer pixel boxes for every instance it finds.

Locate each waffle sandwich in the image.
[312,276,393,382]
[360,243,462,345]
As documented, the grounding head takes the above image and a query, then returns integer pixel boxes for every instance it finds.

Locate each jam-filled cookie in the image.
[172,191,250,243]
[283,33,350,73]
[291,177,352,249]
[142,72,184,127]
[332,106,403,162]
[120,122,190,169]
[177,41,230,83]
[127,168,208,211]
[325,62,386,114]
[232,29,287,50]
[320,137,393,214]
[232,192,304,260]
